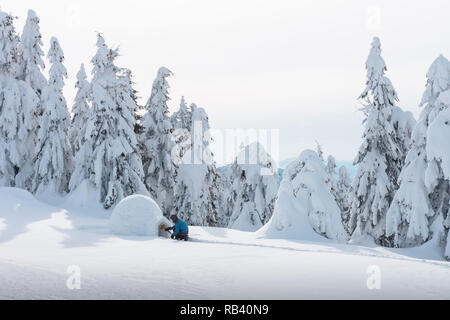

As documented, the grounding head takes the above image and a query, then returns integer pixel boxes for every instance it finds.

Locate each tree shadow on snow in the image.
[51,206,115,248]
[0,188,58,244]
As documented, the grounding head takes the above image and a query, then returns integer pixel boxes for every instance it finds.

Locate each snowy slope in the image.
[0,187,449,299]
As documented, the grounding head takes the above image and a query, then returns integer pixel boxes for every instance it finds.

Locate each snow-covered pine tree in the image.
[386,55,450,253]
[171,106,221,226]
[325,155,337,176]
[140,66,177,215]
[170,97,194,164]
[348,37,412,245]
[262,150,347,241]
[337,165,351,231]
[118,68,142,134]
[32,37,72,194]
[69,35,146,208]
[170,96,192,130]
[18,10,47,104]
[324,155,338,195]
[316,141,324,162]
[226,142,279,231]
[69,64,90,156]
[216,164,234,227]
[0,11,38,188]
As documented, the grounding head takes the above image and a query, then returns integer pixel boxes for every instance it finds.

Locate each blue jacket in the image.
[172,219,189,236]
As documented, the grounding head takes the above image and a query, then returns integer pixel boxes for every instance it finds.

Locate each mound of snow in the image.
[0,187,54,212]
[65,180,102,210]
[109,195,170,237]
[258,150,347,242]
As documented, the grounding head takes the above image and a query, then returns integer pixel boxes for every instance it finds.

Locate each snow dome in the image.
[109,195,171,237]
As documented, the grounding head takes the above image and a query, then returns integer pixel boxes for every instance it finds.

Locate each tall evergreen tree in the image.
[387,55,450,252]
[140,67,177,215]
[69,35,146,208]
[171,97,195,166]
[0,11,38,188]
[347,37,411,245]
[171,106,220,226]
[69,64,90,156]
[32,37,72,193]
[118,68,141,132]
[18,10,47,102]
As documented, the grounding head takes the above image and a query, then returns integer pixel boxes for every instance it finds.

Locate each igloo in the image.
[109,195,171,237]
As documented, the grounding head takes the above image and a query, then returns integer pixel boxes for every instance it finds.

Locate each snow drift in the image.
[109,195,170,237]
[259,150,347,242]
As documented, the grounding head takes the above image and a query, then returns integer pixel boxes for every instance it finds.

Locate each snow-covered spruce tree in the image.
[170,97,194,163]
[69,64,90,156]
[118,68,142,134]
[337,165,351,231]
[386,55,450,253]
[32,37,72,194]
[216,164,234,227]
[261,150,347,241]
[18,10,47,103]
[226,142,279,231]
[325,155,337,177]
[316,141,324,162]
[117,68,146,160]
[171,106,221,226]
[140,67,177,215]
[69,35,146,209]
[347,37,412,245]
[170,96,192,130]
[17,10,47,176]
[0,11,38,188]
[324,155,338,195]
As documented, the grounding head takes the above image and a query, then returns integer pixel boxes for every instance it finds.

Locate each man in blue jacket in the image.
[165,215,189,241]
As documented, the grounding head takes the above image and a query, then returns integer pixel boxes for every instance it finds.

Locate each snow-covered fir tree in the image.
[263,150,347,241]
[69,64,90,156]
[140,66,177,215]
[118,68,142,134]
[170,96,192,130]
[69,35,146,208]
[18,10,47,103]
[226,142,279,231]
[170,97,194,163]
[324,155,338,195]
[347,37,413,245]
[0,11,38,188]
[386,55,450,255]
[336,165,351,231]
[171,106,220,226]
[325,155,337,177]
[216,165,234,227]
[32,37,72,194]
[316,141,324,162]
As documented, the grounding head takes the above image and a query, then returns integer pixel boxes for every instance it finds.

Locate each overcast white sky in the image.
[3,0,450,162]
